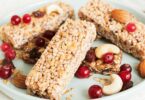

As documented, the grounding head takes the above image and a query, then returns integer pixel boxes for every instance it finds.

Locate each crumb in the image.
[63,88,74,94]
[3,79,9,84]
[93,77,111,85]
[66,94,73,100]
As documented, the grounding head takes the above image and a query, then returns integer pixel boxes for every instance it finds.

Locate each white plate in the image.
[0,0,144,100]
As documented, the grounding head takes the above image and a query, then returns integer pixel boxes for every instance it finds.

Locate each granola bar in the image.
[25,19,96,99]
[79,0,145,60]
[0,2,74,49]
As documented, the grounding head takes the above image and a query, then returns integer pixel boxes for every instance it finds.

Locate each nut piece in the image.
[111,9,132,23]
[46,5,63,15]
[11,71,27,89]
[95,44,120,58]
[102,74,123,95]
[138,60,145,78]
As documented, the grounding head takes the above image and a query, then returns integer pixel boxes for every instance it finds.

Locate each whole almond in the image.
[111,9,132,23]
[138,60,145,78]
[11,72,27,89]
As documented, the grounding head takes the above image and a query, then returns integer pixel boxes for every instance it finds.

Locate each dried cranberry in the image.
[102,53,114,64]
[2,59,15,69]
[120,64,132,72]
[11,15,21,25]
[119,71,131,84]
[5,49,16,61]
[43,30,55,40]
[32,11,44,18]
[75,65,91,78]
[1,42,11,52]
[23,14,31,24]
[35,37,45,47]
[88,85,103,99]
[85,49,96,62]
[126,23,136,33]
[121,81,133,91]
[0,64,13,79]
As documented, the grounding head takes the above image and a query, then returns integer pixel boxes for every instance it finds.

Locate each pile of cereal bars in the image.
[0,0,144,99]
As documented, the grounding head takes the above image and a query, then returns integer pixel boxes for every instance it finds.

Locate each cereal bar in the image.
[0,2,74,49]
[79,0,145,60]
[25,19,96,99]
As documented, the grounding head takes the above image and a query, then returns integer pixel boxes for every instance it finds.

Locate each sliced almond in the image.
[111,9,132,23]
[11,71,27,89]
[138,60,145,78]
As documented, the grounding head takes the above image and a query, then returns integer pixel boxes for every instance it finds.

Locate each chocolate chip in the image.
[32,11,44,18]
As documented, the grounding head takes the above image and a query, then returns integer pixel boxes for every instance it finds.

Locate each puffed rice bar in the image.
[25,19,96,99]
[0,2,74,49]
[79,0,145,60]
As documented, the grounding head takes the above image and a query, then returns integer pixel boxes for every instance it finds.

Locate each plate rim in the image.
[0,1,144,100]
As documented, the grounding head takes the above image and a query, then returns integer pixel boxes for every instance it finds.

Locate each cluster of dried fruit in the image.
[0,43,16,79]
[75,63,133,99]
[0,42,26,89]
[75,43,133,99]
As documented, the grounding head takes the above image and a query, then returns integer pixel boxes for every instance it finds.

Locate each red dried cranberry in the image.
[5,49,16,61]
[75,65,91,78]
[43,30,55,40]
[120,64,132,72]
[126,23,136,33]
[0,64,13,79]
[85,49,96,62]
[1,43,11,52]
[102,53,114,64]
[119,71,131,84]
[11,15,21,25]
[88,85,103,99]
[121,81,133,91]
[23,14,31,24]
[35,37,45,47]
[2,59,15,69]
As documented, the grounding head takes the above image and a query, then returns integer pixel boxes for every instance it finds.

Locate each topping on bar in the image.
[83,44,122,75]
[46,4,64,15]
[79,0,145,59]
[111,9,132,23]
[0,2,74,49]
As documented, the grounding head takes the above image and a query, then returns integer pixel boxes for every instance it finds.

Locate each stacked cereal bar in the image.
[25,19,96,99]
[0,2,74,49]
[79,0,145,60]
